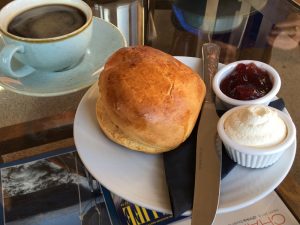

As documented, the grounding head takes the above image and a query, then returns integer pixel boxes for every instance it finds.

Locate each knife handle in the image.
[202,43,221,104]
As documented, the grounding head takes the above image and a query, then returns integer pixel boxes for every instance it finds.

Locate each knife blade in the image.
[191,43,221,225]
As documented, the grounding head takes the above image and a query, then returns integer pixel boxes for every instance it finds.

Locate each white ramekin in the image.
[217,105,296,168]
[213,60,281,109]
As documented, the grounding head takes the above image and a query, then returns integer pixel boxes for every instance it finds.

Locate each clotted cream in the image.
[224,105,287,147]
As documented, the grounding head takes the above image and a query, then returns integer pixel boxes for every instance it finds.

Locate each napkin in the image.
[163,98,285,217]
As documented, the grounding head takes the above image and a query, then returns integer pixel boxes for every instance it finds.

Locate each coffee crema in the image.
[7,4,87,39]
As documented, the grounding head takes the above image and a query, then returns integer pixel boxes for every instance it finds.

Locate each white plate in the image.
[0,17,126,97]
[74,57,296,214]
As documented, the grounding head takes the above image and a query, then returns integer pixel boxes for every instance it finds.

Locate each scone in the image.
[96,45,206,153]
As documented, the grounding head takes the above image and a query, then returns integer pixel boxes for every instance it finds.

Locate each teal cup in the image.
[0,0,93,78]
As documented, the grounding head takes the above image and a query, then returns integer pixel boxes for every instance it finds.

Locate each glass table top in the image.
[0,0,299,223]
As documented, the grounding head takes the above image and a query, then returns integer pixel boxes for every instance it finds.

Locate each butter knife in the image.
[191,43,221,225]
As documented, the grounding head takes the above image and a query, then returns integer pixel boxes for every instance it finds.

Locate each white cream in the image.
[224,105,287,147]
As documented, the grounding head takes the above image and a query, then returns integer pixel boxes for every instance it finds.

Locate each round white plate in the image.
[74,57,296,214]
[0,17,126,97]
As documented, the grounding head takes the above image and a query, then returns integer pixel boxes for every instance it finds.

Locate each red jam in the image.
[220,63,273,100]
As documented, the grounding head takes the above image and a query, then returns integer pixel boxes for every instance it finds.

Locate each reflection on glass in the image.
[147,0,300,64]
[167,0,270,62]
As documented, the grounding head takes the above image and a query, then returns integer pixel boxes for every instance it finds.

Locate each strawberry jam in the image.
[220,63,273,100]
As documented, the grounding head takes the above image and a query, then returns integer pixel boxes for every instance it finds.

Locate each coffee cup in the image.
[0,0,93,78]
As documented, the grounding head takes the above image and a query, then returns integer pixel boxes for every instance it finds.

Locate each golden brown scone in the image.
[96,46,206,153]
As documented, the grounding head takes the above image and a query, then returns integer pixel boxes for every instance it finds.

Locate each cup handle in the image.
[0,44,35,78]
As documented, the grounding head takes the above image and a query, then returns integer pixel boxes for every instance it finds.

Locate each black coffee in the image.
[7,4,87,39]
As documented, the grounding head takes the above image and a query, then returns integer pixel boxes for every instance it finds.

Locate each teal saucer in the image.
[0,17,126,97]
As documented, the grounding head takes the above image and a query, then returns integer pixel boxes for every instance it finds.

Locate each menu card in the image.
[172,191,299,225]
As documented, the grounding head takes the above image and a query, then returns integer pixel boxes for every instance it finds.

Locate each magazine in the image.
[101,185,187,225]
